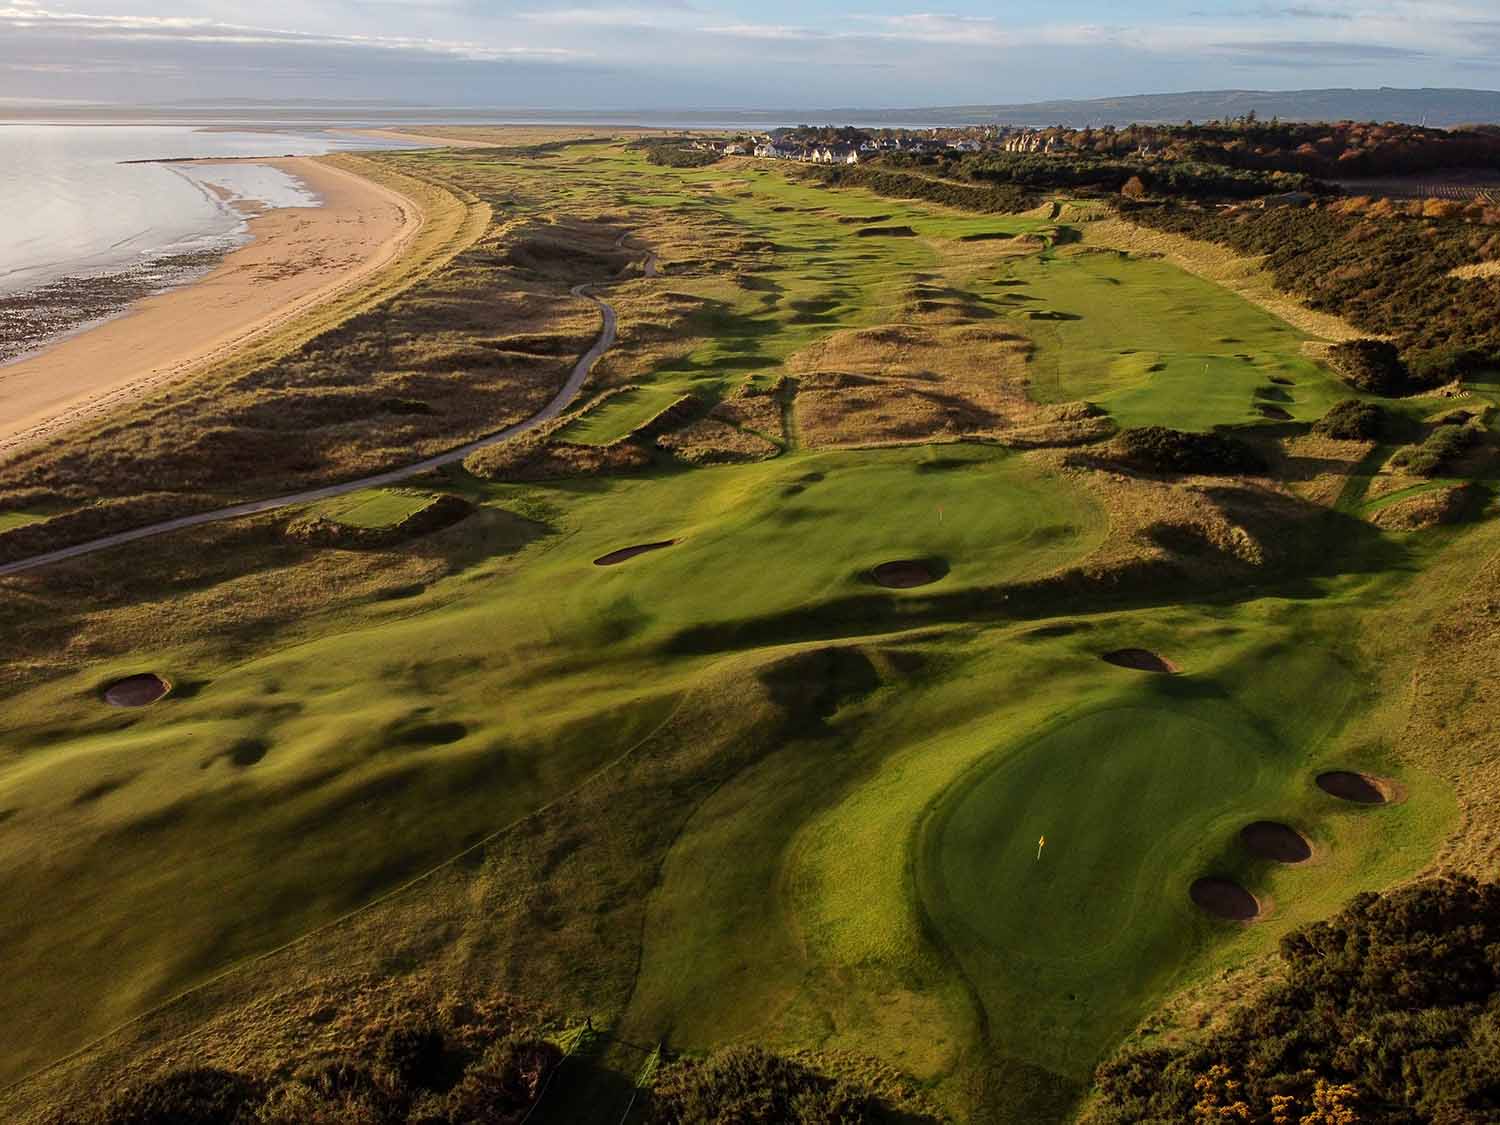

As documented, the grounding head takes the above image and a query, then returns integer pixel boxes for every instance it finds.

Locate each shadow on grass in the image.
[663,503,1407,658]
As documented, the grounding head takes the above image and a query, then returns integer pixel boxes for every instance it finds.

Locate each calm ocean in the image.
[0,125,403,297]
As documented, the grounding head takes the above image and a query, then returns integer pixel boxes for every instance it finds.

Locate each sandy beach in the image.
[0,156,421,458]
[343,127,500,149]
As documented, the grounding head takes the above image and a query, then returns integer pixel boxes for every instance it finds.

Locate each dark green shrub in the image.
[1313,399,1385,439]
[1329,339,1416,395]
[1088,876,1500,1124]
[1392,424,1475,476]
[642,143,720,168]
[92,1067,262,1125]
[800,164,1033,213]
[381,1024,451,1091]
[1116,426,1266,475]
[1408,345,1487,386]
[645,1047,884,1124]
[434,1037,563,1124]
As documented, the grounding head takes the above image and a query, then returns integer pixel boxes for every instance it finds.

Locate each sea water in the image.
[0,124,404,297]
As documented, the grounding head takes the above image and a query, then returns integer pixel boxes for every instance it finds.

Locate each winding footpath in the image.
[0,248,655,578]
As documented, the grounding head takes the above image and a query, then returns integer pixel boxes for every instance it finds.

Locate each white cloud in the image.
[517,6,696,28]
[699,22,819,40]
[0,3,584,60]
[0,0,1492,106]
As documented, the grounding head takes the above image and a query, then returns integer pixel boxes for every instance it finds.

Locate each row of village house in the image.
[695,136,988,164]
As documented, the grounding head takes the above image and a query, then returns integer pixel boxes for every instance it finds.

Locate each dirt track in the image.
[0,243,656,578]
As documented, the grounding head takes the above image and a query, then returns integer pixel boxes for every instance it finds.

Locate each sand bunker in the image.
[1190,877,1262,921]
[103,673,171,707]
[1240,820,1313,863]
[594,540,676,566]
[1257,404,1293,420]
[1101,648,1180,674]
[1316,770,1398,804]
[871,559,944,589]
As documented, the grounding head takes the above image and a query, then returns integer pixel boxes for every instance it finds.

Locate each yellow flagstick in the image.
[1037,835,1046,861]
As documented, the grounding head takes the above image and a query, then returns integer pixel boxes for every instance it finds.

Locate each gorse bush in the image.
[642,143,721,168]
[644,1047,896,1125]
[1329,339,1424,396]
[80,1010,560,1125]
[89,1068,263,1125]
[1392,424,1477,477]
[1087,876,1500,1124]
[1313,399,1386,440]
[380,1023,451,1090]
[1116,427,1267,475]
[940,151,1318,200]
[800,164,1035,213]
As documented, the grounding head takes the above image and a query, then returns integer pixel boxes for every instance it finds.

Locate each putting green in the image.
[309,487,439,529]
[924,707,1270,1076]
[560,387,680,445]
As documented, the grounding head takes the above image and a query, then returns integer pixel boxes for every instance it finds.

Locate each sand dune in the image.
[0,156,421,459]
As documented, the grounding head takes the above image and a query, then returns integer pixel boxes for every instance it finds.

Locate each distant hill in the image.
[890,89,1500,128]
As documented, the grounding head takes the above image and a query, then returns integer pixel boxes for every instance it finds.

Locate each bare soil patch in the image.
[102,673,171,707]
[1190,877,1262,922]
[1101,648,1180,674]
[1316,770,1401,804]
[1240,820,1313,863]
[594,540,676,566]
[871,559,945,589]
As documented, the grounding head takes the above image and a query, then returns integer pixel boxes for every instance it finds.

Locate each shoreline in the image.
[0,155,422,459]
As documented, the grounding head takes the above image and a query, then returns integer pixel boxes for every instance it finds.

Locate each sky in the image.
[0,0,1497,109]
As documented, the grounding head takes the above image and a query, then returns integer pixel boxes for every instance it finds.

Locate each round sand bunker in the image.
[103,673,171,708]
[594,540,676,566]
[1101,648,1180,674]
[1190,877,1261,922]
[1240,820,1312,864]
[871,559,945,589]
[1316,770,1397,805]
